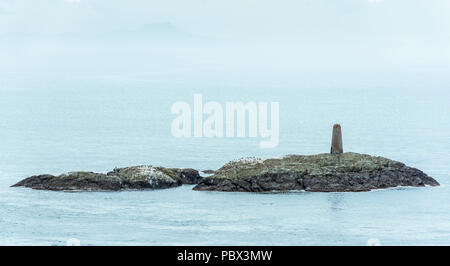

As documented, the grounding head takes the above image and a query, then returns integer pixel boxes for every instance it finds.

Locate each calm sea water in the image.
[0,44,449,245]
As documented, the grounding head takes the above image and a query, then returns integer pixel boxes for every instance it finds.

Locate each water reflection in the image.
[327,193,345,212]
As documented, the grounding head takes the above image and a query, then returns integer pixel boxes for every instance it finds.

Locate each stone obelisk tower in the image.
[330,124,343,154]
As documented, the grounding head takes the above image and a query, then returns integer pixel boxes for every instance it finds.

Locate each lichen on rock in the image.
[106,165,182,190]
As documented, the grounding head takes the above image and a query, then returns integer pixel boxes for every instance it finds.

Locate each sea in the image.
[0,42,449,245]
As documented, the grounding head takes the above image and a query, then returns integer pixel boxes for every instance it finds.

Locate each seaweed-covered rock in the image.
[12,166,182,191]
[193,153,440,192]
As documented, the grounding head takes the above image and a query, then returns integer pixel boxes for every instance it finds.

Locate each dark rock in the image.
[169,168,203,184]
[193,153,440,192]
[11,172,121,191]
[12,166,182,191]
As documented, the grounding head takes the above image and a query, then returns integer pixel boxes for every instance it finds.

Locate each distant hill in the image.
[0,23,192,43]
[105,23,190,40]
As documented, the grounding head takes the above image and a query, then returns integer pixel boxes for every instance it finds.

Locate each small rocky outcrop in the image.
[193,153,440,192]
[12,165,185,191]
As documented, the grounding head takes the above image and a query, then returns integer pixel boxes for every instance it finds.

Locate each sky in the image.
[1,0,449,73]
[0,0,449,44]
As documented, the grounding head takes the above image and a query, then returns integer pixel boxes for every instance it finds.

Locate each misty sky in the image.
[1,0,449,43]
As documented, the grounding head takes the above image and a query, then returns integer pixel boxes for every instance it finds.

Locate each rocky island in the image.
[12,166,202,191]
[12,125,440,193]
[193,125,439,192]
[194,124,439,192]
[192,152,439,192]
